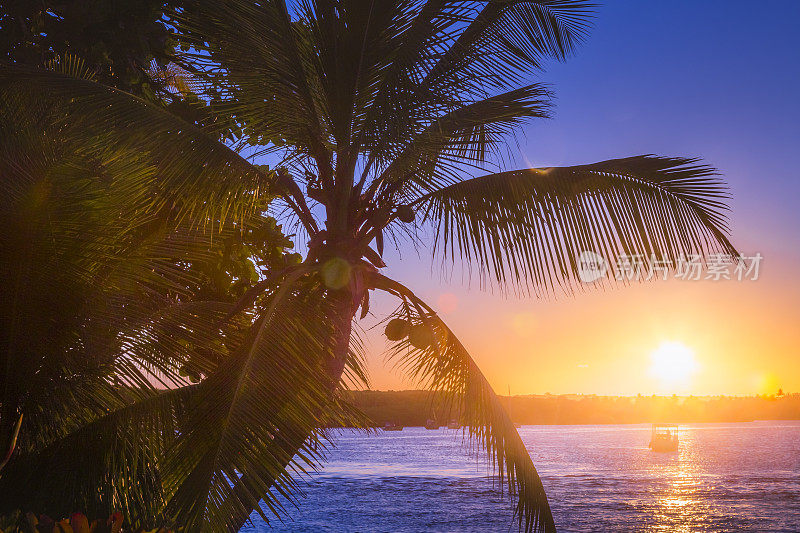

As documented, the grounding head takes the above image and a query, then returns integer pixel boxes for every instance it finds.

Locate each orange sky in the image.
[358,251,799,396]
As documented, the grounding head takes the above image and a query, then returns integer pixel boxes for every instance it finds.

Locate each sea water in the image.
[241,421,800,532]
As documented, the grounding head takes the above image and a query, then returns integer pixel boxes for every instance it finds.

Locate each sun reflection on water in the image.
[647,428,713,532]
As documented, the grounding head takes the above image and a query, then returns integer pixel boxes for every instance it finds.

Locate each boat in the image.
[424,418,440,430]
[382,422,403,431]
[446,419,460,430]
[649,423,679,452]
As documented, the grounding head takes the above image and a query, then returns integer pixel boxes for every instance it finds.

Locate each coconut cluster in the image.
[384,318,435,349]
[395,205,415,223]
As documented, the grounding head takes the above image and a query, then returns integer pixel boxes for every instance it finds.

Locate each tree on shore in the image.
[155,1,734,531]
[1,1,737,532]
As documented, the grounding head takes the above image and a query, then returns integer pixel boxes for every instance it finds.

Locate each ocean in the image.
[240,421,800,532]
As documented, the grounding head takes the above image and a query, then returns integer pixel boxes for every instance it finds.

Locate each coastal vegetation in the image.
[1,1,738,532]
[350,391,800,427]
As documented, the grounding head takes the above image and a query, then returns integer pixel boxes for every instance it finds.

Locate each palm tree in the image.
[1,2,738,531]
[0,57,285,524]
[150,1,736,532]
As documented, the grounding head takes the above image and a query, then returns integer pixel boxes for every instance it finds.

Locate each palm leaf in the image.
[372,85,552,198]
[413,155,736,294]
[370,273,554,533]
[0,386,196,527]
[0,62,283,523]
[160,272,368,531]
[172,0,334,178]
[422,0,593,95]
[0,62,274,226]
[355,1,593,166]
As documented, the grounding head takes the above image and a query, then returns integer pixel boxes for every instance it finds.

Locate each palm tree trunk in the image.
[325,289,356,392]
[227,288,358,532]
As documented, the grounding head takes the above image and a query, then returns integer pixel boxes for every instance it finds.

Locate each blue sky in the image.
[518,0,800,253]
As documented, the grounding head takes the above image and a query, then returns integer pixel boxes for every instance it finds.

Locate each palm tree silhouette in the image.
[0,2,738,532]
[164,2,735,530]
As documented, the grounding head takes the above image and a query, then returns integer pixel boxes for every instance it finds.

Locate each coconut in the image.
[395,205,415,223]
[321,257,352,290]
[408,323,435,350]
[385,318,410,341]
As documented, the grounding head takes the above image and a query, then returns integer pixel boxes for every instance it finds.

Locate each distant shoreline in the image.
[344,390,800,427]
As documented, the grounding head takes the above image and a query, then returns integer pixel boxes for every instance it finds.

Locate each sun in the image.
[648,341,699,388]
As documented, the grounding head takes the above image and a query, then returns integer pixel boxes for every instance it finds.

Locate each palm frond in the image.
[413,155,736,294]
[0,64,276,402]
[171,1,593,195]
[370,273,554,533]
[160,272,366,531]
[0,62,273,226]
[0,66,282,521]
[341,323,372,390]
[422,0,594,90]
[352,1,592,161]
[373,85,552,199]
[172,0,334,181]
[0,386,196,528]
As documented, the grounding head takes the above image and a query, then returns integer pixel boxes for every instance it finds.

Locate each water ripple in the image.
[241,421,800,532]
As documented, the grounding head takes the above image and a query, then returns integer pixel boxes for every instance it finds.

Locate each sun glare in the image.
[648,341,698,388]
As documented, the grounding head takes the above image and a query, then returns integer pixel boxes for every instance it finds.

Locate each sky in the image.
[357,1,800,396]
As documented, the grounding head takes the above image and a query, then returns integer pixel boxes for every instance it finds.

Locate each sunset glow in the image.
[4,1,800,532]
[648,341,699,389]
